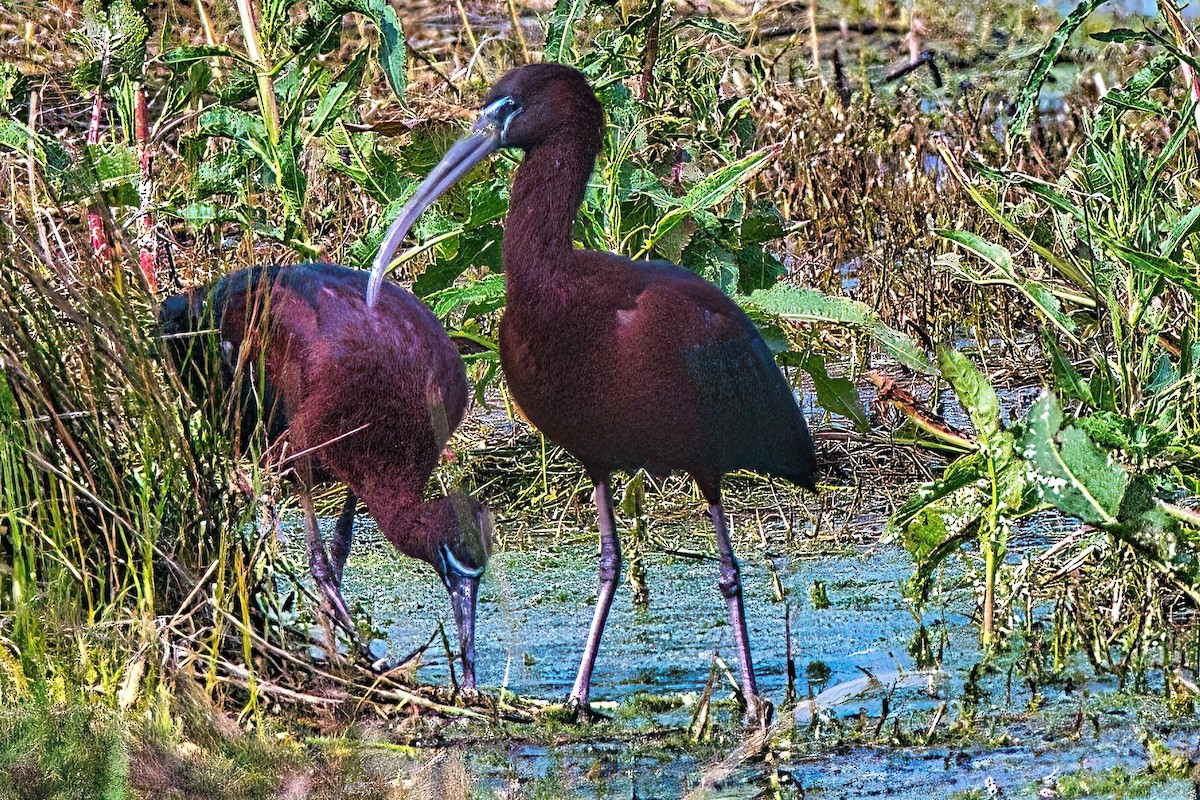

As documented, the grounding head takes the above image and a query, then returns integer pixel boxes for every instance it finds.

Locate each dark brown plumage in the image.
[368,64,815,724]
[161,263,492,685]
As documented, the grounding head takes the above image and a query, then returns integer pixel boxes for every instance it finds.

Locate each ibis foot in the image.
[744,695,774,730]
[566,696,610,724]
[315,574,357,637]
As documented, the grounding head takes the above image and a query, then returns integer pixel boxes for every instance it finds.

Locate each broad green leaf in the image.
[192,150,251,199]
[802,356,868,432]
[1011,0,1109,141]
[177,201,245,228]
[1019,392,1129,526]
[890,452,989,530]
[82,142,139,205]
[196,106,273,168]
[744,284,936,374]
[466,180,510,227]
[1145,354,1178,396]
[0,118,38,162]
[735,246,785,295]
[937,348,1000,445]
[425,274,506,319]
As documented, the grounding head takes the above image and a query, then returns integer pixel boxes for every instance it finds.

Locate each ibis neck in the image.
[367,497,435,566]
[502,137,596,283]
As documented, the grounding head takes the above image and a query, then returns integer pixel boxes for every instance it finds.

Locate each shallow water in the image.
[292,511,1200,798]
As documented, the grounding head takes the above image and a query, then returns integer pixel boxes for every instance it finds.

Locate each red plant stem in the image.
[134,83,158,292]
[1161,1,1200,137]
[86,92,113,266]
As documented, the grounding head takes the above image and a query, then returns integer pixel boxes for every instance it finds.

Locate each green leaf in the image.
[309,49,368,138]
[735,246,784,295]
[1019,392,1129,526]
[937,229,1079,339]
[891,452,990,530]
[196,106,273,167]
[161,45,255,68]
[176,201,245,228]
[192,150,251,199]
[545,0,586,62]
[424,274,506,319]
[0,118,40,163]
[0,369,16,424]
[901,509,981,602]
[365,0,407,101]
[1161,204,1200,260]
[671,15,747,45]
[1095,53,1174,140]
[1011,0,1109,141]
[1043,335,1094,407]
[1090,28,1149,43]
[802,356,868,432]
[635,144,779,259]
[1102,240,1200,300]
[744,284,936,374]
[937,349,1000,445]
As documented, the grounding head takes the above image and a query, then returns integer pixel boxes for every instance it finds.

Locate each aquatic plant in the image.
[893,4,1200,672]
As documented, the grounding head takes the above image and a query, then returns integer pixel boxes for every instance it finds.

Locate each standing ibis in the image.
[367,64,816,724]
[161,263,493,687]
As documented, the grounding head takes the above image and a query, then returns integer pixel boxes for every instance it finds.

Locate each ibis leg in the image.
[568,477,621,719]
[711,502,768,726]
[329,492,358,586]
[298,487,355,634]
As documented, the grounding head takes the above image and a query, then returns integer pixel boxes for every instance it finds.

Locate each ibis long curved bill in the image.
[367,98,520,307]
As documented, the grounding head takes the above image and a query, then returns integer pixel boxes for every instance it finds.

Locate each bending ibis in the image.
[367,64,816,724]
[161,263,493,687]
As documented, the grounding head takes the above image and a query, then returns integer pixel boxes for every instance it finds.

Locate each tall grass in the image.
[0,223,280,715]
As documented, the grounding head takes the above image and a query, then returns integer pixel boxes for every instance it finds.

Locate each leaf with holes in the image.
[1020,392,1129,526]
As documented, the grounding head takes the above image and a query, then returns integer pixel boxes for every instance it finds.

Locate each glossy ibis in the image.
[367,64,816,724]
[161,263,492,686]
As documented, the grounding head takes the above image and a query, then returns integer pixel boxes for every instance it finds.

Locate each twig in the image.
[506,0,530,64]
[26,86,55,271]
[884,49,941,88]
[808,0,821,82]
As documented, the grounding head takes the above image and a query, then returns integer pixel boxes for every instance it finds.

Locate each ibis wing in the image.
[631,264,815,486]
